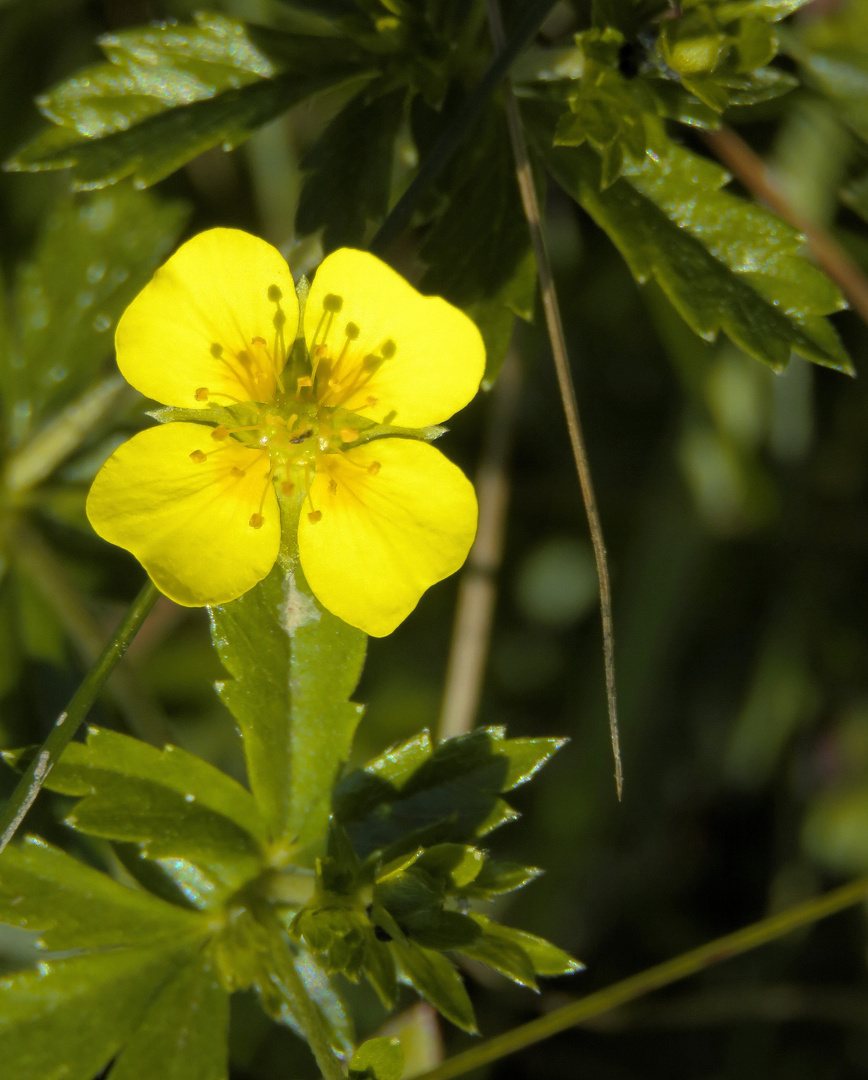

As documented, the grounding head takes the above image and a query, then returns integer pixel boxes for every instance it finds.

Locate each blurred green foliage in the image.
[2,0,868,1078]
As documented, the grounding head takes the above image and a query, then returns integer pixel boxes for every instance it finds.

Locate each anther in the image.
[328,478,338,495]
[231,466,245,478]
[210,343,223,358]
[267,284,282,302]
[252,336,266,346]
[296,376,312,390]
[211,425,229,441]
[189,450,207,464]
[366,396,378,407]
[340,428,358,443]
[367,461,381,476]
[194,387,209,401]
[308,510,322,523]
[345,321,360,340]
[381,339,396,358]
[323,293,343,313]
[249,513,264,529]
[362,354,383,372]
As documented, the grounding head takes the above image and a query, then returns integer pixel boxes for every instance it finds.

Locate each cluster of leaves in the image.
[0,560,575,1078]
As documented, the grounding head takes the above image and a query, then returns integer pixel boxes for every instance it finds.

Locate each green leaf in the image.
[210,560,366,854]
[5,14,373,189]
[297,85,406,250]
[390,937,477,1033]
[3,187,187,439]
[0,941,200,1080]
[349,1036,405,1080]
[462,858,543,898]
[530,107,851,374]
[454,922,538,990]
[4,727,268,895]
[108,949,229,1080]
[336,728,564,860]
[466,914,582,978]
[420,105,535,385]
[0,836,209,949]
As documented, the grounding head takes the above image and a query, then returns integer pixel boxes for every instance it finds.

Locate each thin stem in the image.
[414,875,868,1080]
[368,0,556,255]
[702,126,868,330]
[13,521,173,746]
[0,578,159,854]
[438,347,521,740]
[266,918,346,1080]
[485,0,622,797]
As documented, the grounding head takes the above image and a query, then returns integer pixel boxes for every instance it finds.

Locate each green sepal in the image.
[349,1036,405,1080]
[461,858,543,898]
[390,937,477,1034]
[468,915,584,978]
[210,559,366,857]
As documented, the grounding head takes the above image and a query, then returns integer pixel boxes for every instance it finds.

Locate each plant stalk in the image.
[0,578,160,853]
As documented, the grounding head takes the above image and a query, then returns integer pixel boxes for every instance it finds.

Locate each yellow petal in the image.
[305,248,485,428]
[298,439,477,636]
[86,422,280,606]
[116,228,299,409]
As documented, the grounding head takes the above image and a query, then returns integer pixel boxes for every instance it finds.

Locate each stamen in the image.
[289,429,312,445]
[189,450,207,464]
[231,466,245,478]
[366,396,378,407]
[367,461,381,476]
[308,510,322,523]
[380,339,396,359]
[211,426,229,441]
[340,428,358,443]
[252,336,266,346]
[195,387,209,401]
[296,376,312,394]
[249,461,276,529]
[328,478,338,495]
[249,513,264,529]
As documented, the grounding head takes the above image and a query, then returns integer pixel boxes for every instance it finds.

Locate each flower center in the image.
[187,310,392,532]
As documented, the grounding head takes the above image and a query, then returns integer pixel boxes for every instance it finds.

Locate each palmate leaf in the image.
[530,104,851,374]
[210,559,366,857]
[333,727,565,862]
[2,727,268,898]
[4,13,374,189]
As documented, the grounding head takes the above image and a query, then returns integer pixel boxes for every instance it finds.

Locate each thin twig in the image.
[702,125,868,329]
[0,578,159,853]
[13,520,173,746]
[438,346,522,740]
[413,874,868,1080]
[485,0,622,798]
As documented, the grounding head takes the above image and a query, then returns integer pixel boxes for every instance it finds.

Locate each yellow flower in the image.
[86,229,485,637]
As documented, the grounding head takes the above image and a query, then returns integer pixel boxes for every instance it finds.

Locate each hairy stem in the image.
[0,578,159,853]
[414,875,868,1080]
[485,0,623,797]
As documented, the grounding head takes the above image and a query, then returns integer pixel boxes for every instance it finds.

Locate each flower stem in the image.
[266,919,346,1080]
[368,0,556,255]
[413,875,868,1080]
[485,0,623,798]
[0,577,159,853]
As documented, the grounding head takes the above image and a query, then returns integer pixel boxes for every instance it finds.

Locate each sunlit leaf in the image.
[211,560,366,855]
[349,1035,405,1080]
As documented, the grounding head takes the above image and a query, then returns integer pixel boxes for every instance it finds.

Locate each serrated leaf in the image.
[108,949,229,1080]
[350,1036,405,1080]
[468,915,583,978]
[420,105,534,384]
[530,106,851,373]
[454,924,538,990]
[336,728,564,861]
[210,560,366,855]
[462,858,542,898]
[333,731,432,822]
[3,187,187,440]
[0,836,208,949]
[0,941,199,1080]
[4,727,268,894]
[297,84,406,250]
[5,13,373,190]
[391,937,477,1033]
